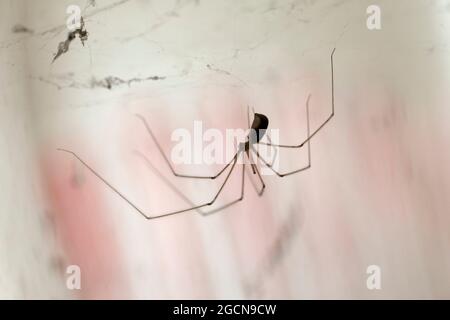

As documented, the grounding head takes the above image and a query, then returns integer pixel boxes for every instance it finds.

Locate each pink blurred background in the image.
[1,0,450,299]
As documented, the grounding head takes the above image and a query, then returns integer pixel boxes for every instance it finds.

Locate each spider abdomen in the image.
[249,113,269,143]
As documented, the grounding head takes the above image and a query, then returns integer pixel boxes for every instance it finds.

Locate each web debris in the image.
[12,24,34,34]
[36,74,166,90]
[52,17,89,63]
[90,76,166,90]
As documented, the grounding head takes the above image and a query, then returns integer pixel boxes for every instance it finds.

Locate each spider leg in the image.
[134,150,206,215]
[249,162,265,196]
[245,165,259,193]
[253,147,310,177]
[248,150,257,174]
[136,113,235,179]
[57,149,239,220]
[247,104,256,128]
[135,150,245,216]
[259,48,335,149]
[246,105,258,173]
[244,151,266,196]
[251,92,312,177]
[264,134,278,167]
[200,160,246,216]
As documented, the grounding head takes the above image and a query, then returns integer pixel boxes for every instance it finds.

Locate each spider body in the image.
[58,48,336,220]
[239,113,269,152]
[250,113,269,143]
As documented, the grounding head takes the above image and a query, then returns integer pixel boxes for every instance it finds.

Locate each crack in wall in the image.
[35,74,166,90]
[243,209,302,298]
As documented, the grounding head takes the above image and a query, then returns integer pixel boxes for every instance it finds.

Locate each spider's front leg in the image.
[136,113,236,180]
[244,150,266,196]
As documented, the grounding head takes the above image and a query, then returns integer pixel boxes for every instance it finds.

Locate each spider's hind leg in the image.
[245,149,265,196]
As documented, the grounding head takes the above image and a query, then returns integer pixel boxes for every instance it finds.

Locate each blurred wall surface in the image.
[1,0,450,299]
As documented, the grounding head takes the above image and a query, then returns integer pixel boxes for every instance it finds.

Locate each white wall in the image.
[1,0,450,298]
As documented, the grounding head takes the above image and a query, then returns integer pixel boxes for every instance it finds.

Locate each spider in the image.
[58,48,336,220]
